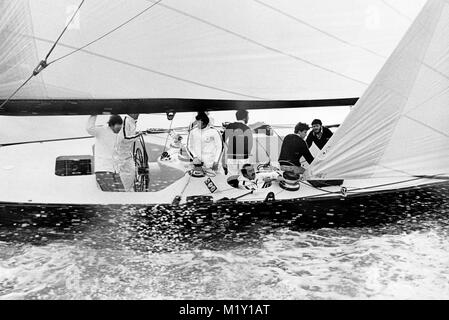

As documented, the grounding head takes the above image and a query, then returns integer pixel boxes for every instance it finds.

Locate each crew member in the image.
[189,111,215,130]
[306,119,333,150]
[187,112,222,171]
[114,114,143,192]
[227,164,280,191]
[278,122,315,174]
[86,114,124,191]
[222,109,254,175]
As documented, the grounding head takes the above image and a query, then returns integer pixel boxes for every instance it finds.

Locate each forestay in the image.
[307,0,449,180]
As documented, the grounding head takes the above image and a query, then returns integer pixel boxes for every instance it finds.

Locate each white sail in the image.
[307,0,449,180]
[0,0,425,101]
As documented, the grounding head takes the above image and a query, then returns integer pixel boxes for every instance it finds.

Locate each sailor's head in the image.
[108,114,123,134]
[294,122,310,139]
[128,114,140,120]
[241,163,256,180]
[236,109,249,124]
[311,119,323,133]
[195,111,210,129]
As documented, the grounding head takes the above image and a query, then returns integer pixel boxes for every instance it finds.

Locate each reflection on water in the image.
[0,183,449,299]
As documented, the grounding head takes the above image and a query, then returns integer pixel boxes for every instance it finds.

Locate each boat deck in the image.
[1,137,445,207]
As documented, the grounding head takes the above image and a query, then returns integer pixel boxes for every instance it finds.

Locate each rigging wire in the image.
[162,117,175,154]
[48,0,164,66]
[45,0,85,62]
[33,35,263,100]
[0,0,86,111]
[0,135,93,147]
[245,175,443,203]
[304,175,445,200]
[0,74,34,110]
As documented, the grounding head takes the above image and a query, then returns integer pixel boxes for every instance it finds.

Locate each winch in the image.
[160,151,172,161]
[190,158,206,177]
[279,171,301,191]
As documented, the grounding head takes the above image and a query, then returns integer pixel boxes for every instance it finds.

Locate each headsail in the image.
[307,0,449,180]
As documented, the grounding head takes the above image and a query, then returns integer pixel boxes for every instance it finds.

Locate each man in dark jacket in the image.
[278,122,314,174]
[306,119,333,150]
[222,109,254,175]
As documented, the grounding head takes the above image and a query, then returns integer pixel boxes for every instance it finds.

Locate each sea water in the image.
[1,108,448,300]
[1,185,449,300]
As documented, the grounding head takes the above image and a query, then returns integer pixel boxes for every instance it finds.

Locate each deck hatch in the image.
[55,155,93,177]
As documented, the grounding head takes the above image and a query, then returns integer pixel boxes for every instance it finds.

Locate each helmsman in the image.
[113,114,144,192]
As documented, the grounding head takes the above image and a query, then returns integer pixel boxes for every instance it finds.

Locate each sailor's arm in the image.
[248,121,265,130]
[306,132,313,148]
[303,145,315,165]
[123,117,142,140]
[86,115,98,136]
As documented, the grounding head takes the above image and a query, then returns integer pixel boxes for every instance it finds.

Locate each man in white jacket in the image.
[187,112,222,171]
[114,114,143,192]
[86,115,124,191]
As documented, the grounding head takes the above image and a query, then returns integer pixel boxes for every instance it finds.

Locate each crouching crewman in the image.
[227,164,280,191]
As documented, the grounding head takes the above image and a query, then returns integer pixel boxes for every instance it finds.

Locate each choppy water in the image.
[1,185,449,300]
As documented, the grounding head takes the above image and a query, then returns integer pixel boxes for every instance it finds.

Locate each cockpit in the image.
[57,111,342,196]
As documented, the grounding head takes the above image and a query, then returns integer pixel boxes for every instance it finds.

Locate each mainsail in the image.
[0,0,425,104]
[0,0,426,143]
[307,0,449,180]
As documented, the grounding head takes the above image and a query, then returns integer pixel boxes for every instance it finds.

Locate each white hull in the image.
[0,136,445,207]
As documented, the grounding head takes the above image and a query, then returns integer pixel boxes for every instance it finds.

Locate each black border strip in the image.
[0,97,358,116]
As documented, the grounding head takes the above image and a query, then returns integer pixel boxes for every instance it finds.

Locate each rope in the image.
[0,75,34,110]
[0,135,93,147]
[305,177,425,200]
[0,0,85,111]
[48,0,164,66]
[162,117,175,153]
[232,190,254,201]
[45,0,85,62]
[273,128,284,143]
[179,174,192,198]
[184,114,197,161]
[254,132,272,164]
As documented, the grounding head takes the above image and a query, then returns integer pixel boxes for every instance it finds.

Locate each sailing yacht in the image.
[0,0,447,209]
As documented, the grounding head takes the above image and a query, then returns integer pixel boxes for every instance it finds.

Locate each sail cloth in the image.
[0,0,426,103]
[307,0,449,180]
